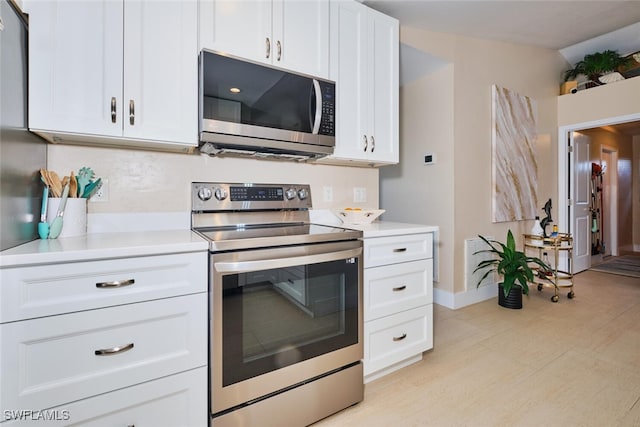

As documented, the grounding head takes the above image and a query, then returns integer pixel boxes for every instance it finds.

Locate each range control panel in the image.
[191,182,312,212]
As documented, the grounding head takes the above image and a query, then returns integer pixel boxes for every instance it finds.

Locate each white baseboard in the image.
[433,284,496,310]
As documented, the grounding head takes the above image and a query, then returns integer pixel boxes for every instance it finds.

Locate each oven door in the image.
[210,240,362,415]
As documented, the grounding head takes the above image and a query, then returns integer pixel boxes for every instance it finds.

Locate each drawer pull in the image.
[392,285,407,292]
[94,342,134,356]
[96,278,135,288]
[110,97,117,123]
[393,248,407,253]
[393,333,407,342]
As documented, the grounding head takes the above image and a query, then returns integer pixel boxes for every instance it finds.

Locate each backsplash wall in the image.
[47,144,379,214]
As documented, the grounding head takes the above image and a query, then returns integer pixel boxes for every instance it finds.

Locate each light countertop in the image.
[1,210,438,268]
[338,221,438,238]
[0,230,208,268]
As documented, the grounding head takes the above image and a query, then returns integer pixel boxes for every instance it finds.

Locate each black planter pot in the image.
[498,284,523,309]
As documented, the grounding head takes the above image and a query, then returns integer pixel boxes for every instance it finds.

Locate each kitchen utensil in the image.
[38,186,50,239]
[49,170,63,198]
[76,167,95,198]
[82,177,102,199]
[69,172,77,198]
[48,183,69,239]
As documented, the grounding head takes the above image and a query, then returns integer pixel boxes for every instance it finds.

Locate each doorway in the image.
[558,113,640,272]
[600,146,619,258]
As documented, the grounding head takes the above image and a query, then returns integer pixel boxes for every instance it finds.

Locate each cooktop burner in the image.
[191,182,362,251]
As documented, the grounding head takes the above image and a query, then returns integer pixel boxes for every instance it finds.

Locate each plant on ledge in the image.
[474,230,550,309]
[563,49,631,84]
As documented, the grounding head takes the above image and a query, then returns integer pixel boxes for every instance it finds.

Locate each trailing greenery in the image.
[474,230,550,297]
[563,49,631,82]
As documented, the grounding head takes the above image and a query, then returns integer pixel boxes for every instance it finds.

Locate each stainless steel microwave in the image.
[199,50,335,161]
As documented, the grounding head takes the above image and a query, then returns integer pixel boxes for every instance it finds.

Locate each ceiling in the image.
[362,0,640,136]
[362,1,640,53]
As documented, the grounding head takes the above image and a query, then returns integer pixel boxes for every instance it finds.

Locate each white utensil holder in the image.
[47,198,87,238]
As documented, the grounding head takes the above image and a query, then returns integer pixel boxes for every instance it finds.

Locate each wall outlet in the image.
[323,186,333,202]
[90,178,109,202]
[353,187,367,203]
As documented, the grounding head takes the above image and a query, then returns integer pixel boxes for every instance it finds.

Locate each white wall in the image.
[47,144,379,218]
[382,26,568,305]
[380,64,454,289]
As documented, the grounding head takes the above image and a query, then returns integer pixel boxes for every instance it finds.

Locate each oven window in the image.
[221,258,359,386]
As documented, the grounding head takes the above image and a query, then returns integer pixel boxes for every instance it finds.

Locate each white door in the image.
[198,0,272,64]
[367,7,398,165]
[571,132,592,273]
[327,0,368,162]
[27,0,123,136]
[276,0,329,78]
[124,1,198,145]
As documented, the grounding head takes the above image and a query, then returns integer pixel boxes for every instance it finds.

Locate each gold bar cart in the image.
[523,233,575,303]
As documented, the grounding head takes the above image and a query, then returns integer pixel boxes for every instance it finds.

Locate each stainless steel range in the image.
[191,182,364,427]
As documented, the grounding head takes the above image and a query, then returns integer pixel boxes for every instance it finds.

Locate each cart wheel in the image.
[537,284,543,292]
[568,291,575,299]
[551,295,559,303]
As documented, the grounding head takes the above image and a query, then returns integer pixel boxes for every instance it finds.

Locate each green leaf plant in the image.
[474,230,551,298]
[563,49,631,82]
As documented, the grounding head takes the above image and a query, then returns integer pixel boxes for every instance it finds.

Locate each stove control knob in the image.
[214,187,228,201]
[297,188,309,200]
[197,187,212,201]
[285,188,297,200]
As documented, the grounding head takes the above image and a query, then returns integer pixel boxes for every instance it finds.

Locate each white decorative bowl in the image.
[334,209,385,225]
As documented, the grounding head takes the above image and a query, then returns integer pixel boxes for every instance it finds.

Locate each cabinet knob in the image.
[393,247,407,253]
[129,100,135,125]
[370,135,375,152]
[392,285,407,292]
[265,37,271,59]
[363,135,368,152]
[276,40,282,61]
[111,97,117,123]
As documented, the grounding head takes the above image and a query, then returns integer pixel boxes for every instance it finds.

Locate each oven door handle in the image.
[214,247,362,274]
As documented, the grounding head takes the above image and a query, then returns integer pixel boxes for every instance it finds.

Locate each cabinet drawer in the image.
[364,259,432,321]
[364,233,432,268]
[0,252,207,322]
[364,305,433,376]
[1,368,207,426]
[1,294,207,411]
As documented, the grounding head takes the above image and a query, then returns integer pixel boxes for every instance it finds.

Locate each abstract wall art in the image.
[491,85,539,223]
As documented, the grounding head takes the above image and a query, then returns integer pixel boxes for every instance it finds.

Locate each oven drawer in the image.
[364,259,433,321]
[363,233,433,268]
[0,252,207,322]
[364,305,433,376]
[1,293,207,411]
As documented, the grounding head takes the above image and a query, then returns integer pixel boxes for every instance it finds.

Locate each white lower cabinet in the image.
[362,233,434,382]
[0,251,207,426]
[2,368,207,426]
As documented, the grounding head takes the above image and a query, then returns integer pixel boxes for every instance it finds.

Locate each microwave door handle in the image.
[311,79,322,135]
[215,247,361,275]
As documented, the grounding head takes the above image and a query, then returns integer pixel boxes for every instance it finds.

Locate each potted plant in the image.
[474,230,550,309]
[563,49,631,86]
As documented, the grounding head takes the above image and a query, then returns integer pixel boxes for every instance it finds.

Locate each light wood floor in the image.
[315,269,640,427]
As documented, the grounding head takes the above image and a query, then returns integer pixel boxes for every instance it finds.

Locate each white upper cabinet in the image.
[27,0,198,151]
[199,0,329,78]
[320,1,399,166]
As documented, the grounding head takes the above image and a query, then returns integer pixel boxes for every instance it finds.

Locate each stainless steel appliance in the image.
[199,50,335,161]
[191,182,363,427]
[0,0,47,251]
